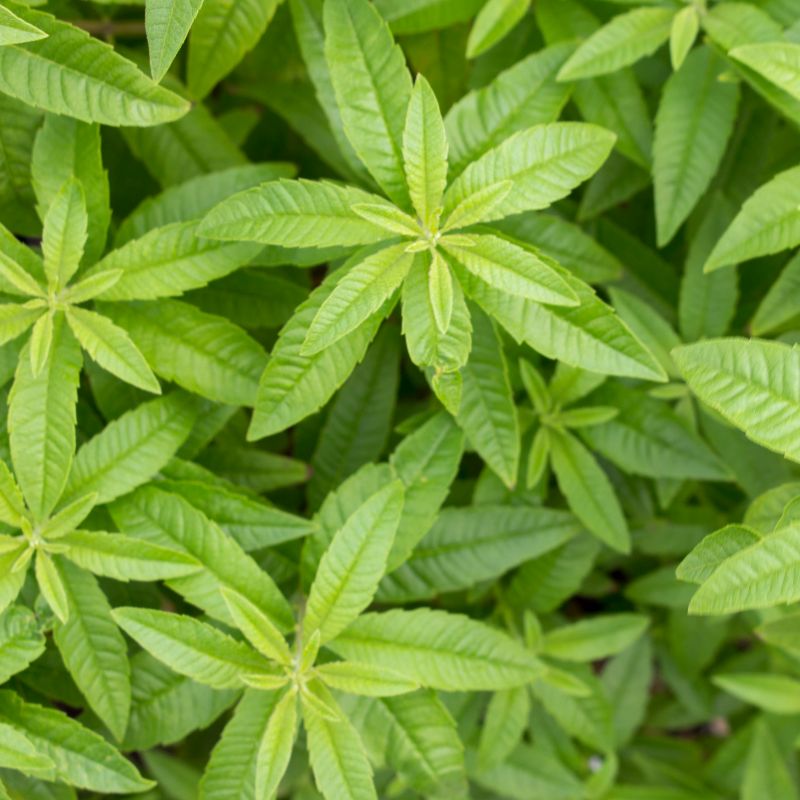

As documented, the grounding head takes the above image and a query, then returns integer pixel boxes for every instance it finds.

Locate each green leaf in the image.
[28,310,54,378]
[443,123,615,223]
[52,562,130,741]
[713,672,800,714]
[0,6,188,126]
[9,313,81,520]
[0,721,53,776]
[549,427,630,553]
[317,661,418,697]
[34,552,69,623]
[456,305,520,487]
[330,608,543,690]
[66,307,160,394]
[187,0,280,99]
[687,523,800,614]
[557,7,675,81]
[467,0,530,59]
[111,485,293,630]
[101,300,266,406]
[378,506,579,602]
[0,4,46,45]
[0,460,24,528]
[751,251,800,336]
[445,233,577,305]
[351,203,420,237]
[0,550,27,619]
[674,338,800,463]
[255,688,297,800]
[542,614,648,662]
[0,606,45,685]
[403,75,447,228]
[669,6,698,71]
[742,720,799,800]
[427,250,453,333]
[0,304,41,348]
[305,481,404,644]
[324,0,413,207]
[445,42,572,176]
[303,683,377,800]
[653,47,739,246]
[199,179,392,249]
[477,686,530,771]
[112,607,266,690]
[704,165,800,271]
[730,42,800,103]
[62,392,197,507]
[59,530,199,582]
[372,0,483,34]
[0,690,152,793]
[221,588,292,666]
[146,0,204,82]
[41,179,87,291]
[303,244,413,355]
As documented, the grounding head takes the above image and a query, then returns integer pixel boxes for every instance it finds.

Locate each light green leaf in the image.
[221,588,292,666]
[146,0,204,82]
[187,0,280,99]
[372,0,483,34]
[731,42,800,103]
[0,606,45,685]
[0,690,152,793]
[705,165,800,272]
[303,244,413,355]
[41,179,87,291]
[542,614,648,662]
[445,233,577,305]
[324,0,413,207]
[751,251,800,336]
[317,661,418,697]
[62,392,197,507]
[52,562,130,741]
[674,338,800,463]
[549,427,630,553]
[557,7,675,81]
[59,529,199,582]
[457,305,519,487]
[653,47,739,246]
[112,607,266,690]
[0,249,44,298]
[0,303,42,348]
[0,721,52,776]
[427,250,453,333]
[350,203,420,237]
[0,4,46,45]
[0,550,27,619]
[669,6,698,71]
[443,123,615,223]
[303,684,377,800]
[34,552,68,624]
[63,270,122,305]
[9,313,81,520]
[477,686,530,771]
[101,300,266,406]
[0,6,189,126]
[742,720,799,800]
[403,74,448,228]
[28,310,53,378]
[467,0,530,59]
[66,307,161,394]
[713,672,800,714]
[255,688,297,800]
[0,460,24,528]
[330,608,543,690]
[199,179,392,249]
[305,481,404,644]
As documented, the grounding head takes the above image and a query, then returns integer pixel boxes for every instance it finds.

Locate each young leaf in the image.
[0,606,46,685]
[542,614,649,662]
[0,460,25,528]
[669,6,698,71]
[316,661,418,697]
[41,179,87,290]
[467,0,531,59]
[305,481,404,644]
[730,42,800,103]
[255,688,297,800]
[146,0,204,82]
[713,672,800,714]
[428,250,453,333]
[477,686,530,771]
[0,4,46,45]
[0,720,53,776]
[221,589,292,666]
[0,6,189,126]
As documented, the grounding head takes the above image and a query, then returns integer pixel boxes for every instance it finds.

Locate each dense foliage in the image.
[0,0,799,797]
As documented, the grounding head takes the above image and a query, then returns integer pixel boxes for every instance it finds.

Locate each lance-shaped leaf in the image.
[188,0,281,99]
[444,234,577,305]
[111,486,293,631]
[677,525,761,585]
[653,47,739,246]
[467,0,531,59]
[403,74,448,228]
[35,552,69,623]
[41,179,87,290]
[66,307,160,394]
[303,244,413,356]
[0,549,27,618]
[712,672,800,715]
[324,0,413,207]
[0,4,46,45]
[303,684,377,800]
[28,310,53,377]
[102,300,267,407]
[542,614,648,662]
[305,481,404,644]
[674,338,800,463]
[0,303,42,348]
[52,562,130,741]
[477,686,530,771]
[549,427,630,554]
[443,123,615,223]
[688,523,800,615]
[59,530,200,582]
[62,392,197,507]
[200,179,391,248]
[221,588,292,666]
[9,313,81,520]
[329,608,543,690]
[0,460,24,528]
[557,7,675,81]
[730,42,800,103]
[0,721,53,776]
[0,6,189,126]
[0,690,153,793]
[113,607,267,690]
[316,661,418,697]
[146,0,204,82]
[669,5,698,71]
[704,165,800,272]
[0,606,45,685]
[255,688,297,800]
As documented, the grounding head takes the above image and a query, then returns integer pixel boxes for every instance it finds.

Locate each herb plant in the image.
[0,0,799,798]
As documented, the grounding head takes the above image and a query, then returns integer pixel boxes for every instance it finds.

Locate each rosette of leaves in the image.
[200,0,666,443]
